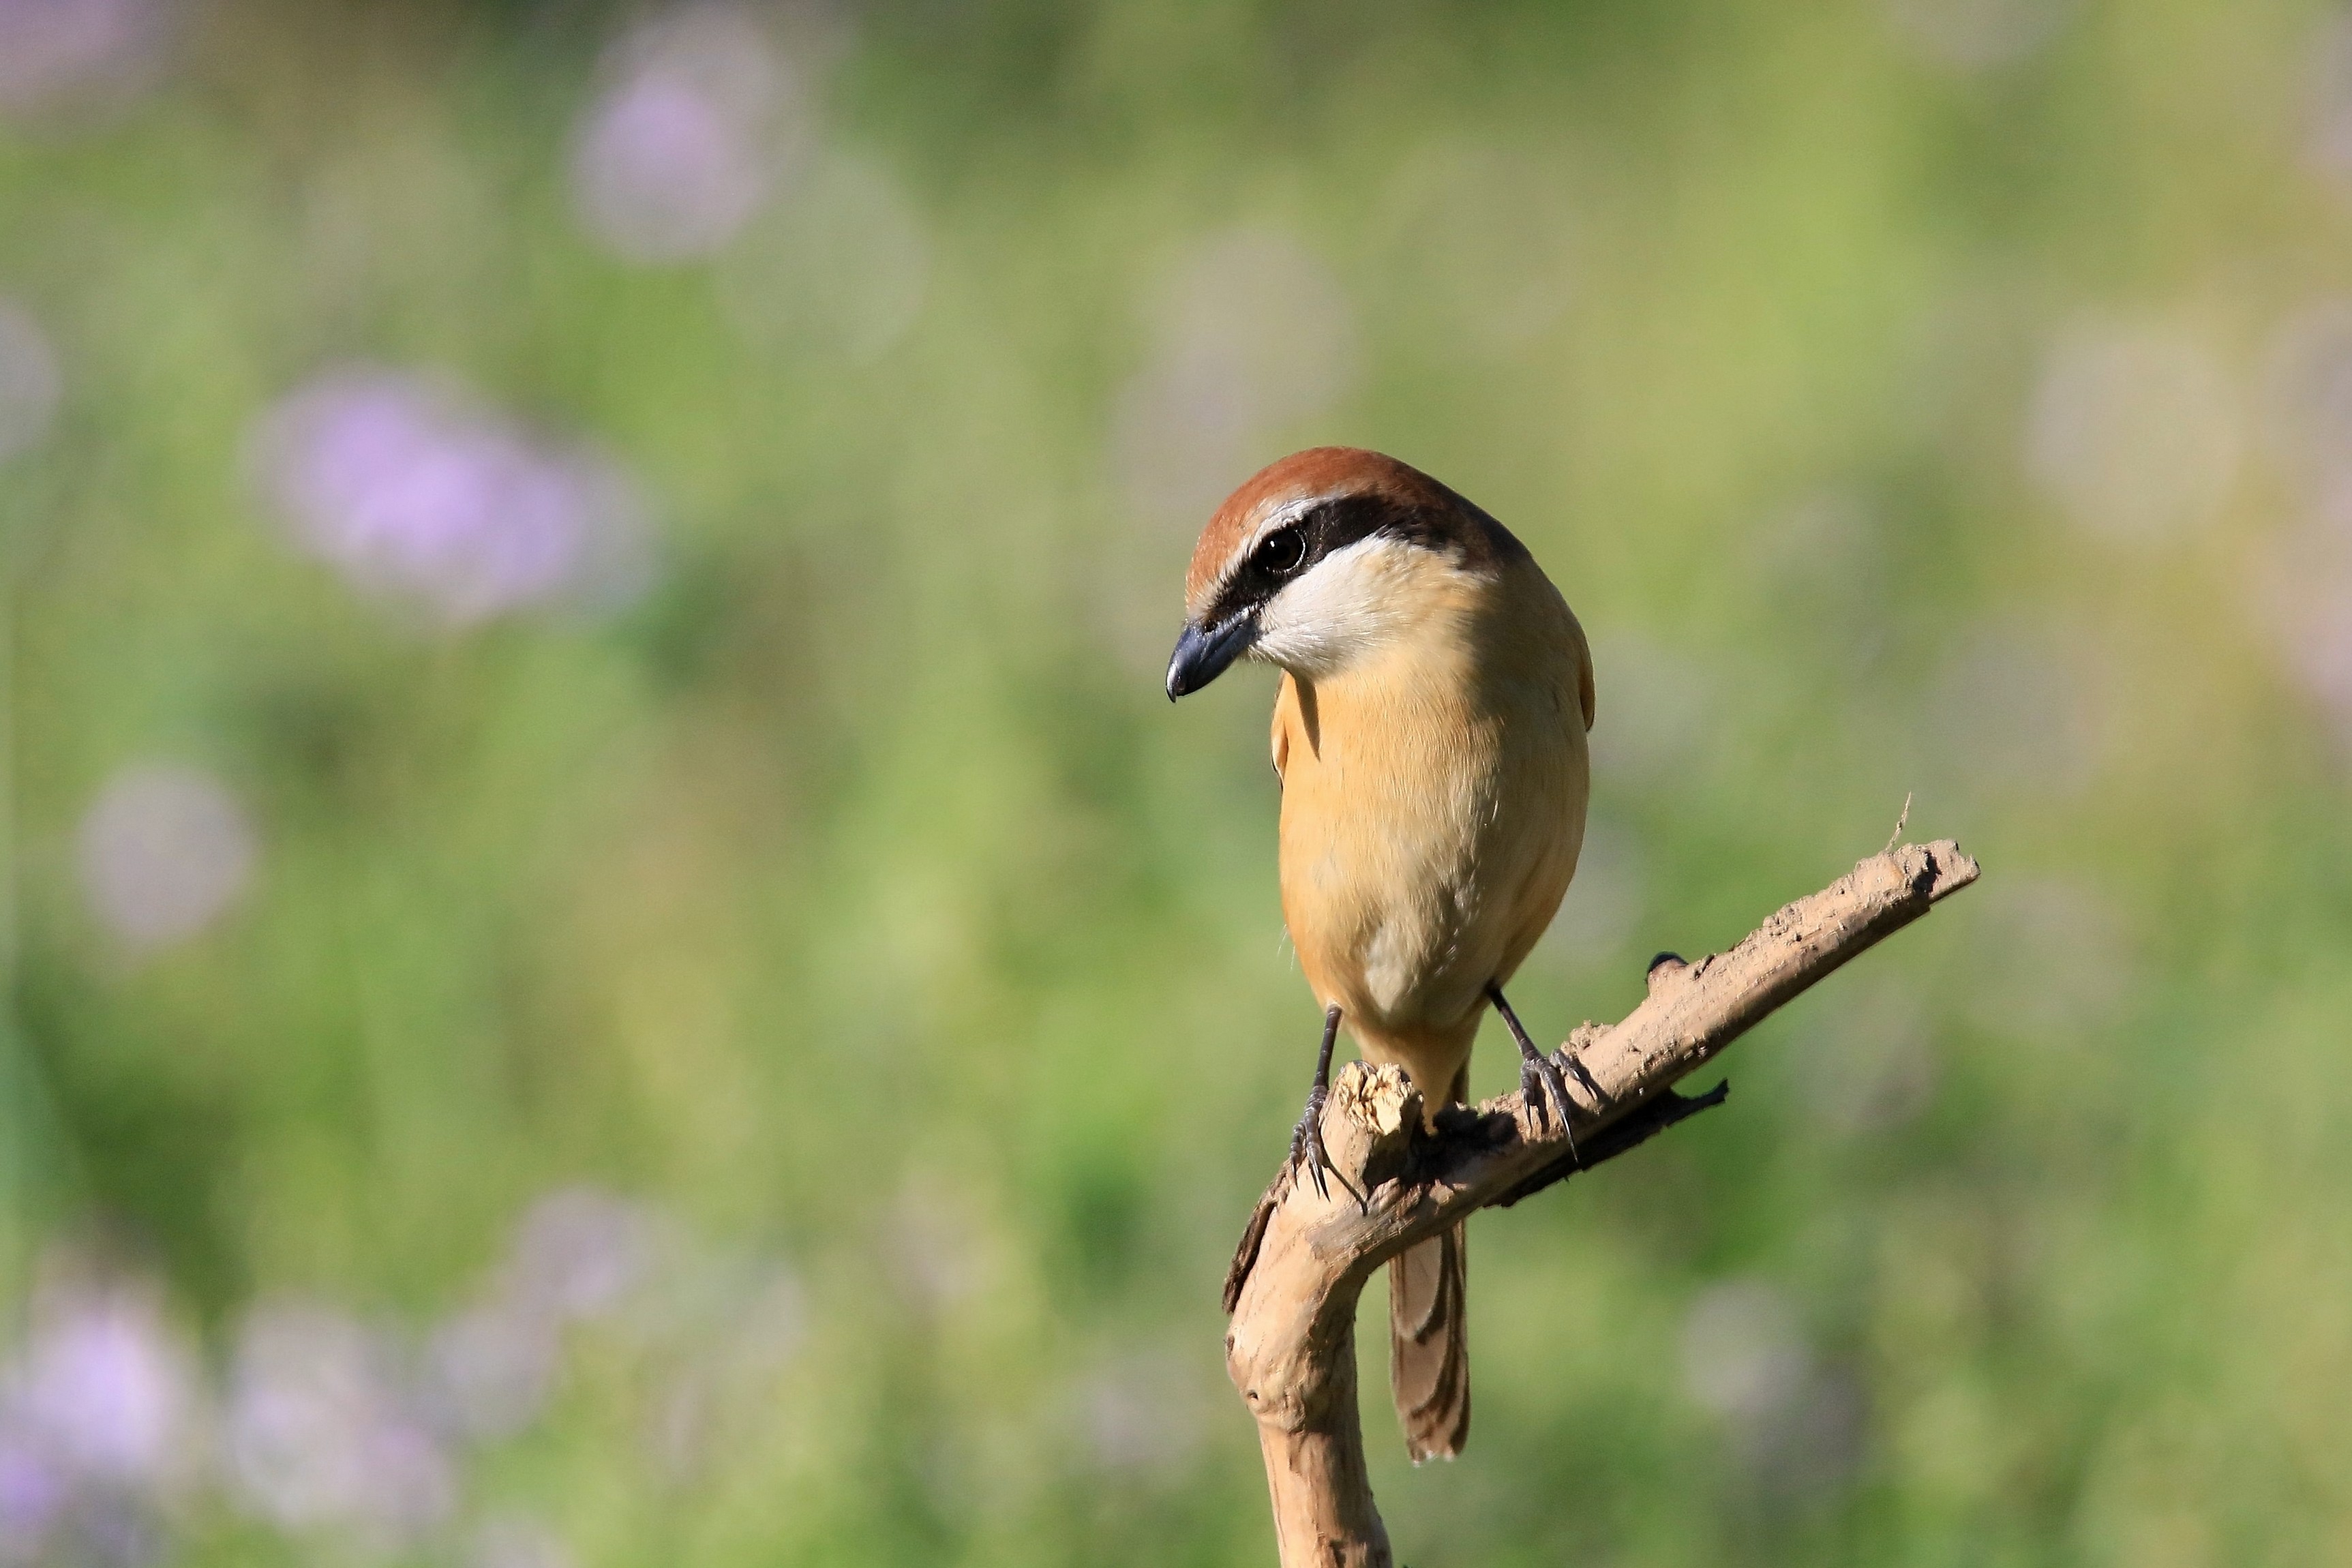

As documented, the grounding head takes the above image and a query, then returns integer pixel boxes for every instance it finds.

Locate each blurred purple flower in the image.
[252,368,652,627]
[0,0,168,121]
[0,1428,65,1554]
[12,1278,196,1489]
[76,764,256,952]
[505,1188,656,1323]
[571,6,806,264]
[0,301,61,463]
[224,1305,453,1541]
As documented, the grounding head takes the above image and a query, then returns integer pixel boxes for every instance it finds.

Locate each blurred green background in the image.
[3,0,2349,1563]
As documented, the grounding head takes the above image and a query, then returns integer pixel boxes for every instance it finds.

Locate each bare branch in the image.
[1222,839,1980,1568]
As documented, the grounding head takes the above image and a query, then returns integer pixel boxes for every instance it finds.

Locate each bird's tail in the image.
[1388,1221,1469,1462]
[1389,1059,1472,1462]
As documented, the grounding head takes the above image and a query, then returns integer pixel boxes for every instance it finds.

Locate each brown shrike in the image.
[1167,447,1594,1464]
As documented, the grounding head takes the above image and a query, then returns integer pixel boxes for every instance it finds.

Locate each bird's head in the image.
[1166,447,1518,699]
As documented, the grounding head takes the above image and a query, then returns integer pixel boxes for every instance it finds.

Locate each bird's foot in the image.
[1518,1048,1580,1156]
[1286,1082,1333,1202]
[1489,982,1581,1157]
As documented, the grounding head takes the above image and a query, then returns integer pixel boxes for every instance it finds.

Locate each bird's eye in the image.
[1254,527,1307,575]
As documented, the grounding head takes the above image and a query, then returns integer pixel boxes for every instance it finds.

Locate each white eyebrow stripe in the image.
[1241,495,1323,554]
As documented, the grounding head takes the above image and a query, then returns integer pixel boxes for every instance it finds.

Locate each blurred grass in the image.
[5,0,2352,1563]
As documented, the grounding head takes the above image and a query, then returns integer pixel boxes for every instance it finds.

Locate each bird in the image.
[1166,447,1593,1464]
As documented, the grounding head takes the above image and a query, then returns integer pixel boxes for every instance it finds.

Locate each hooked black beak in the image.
[1166,616,1255,700]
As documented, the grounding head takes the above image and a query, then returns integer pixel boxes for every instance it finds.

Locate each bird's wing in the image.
[1568,607,1596,732]
[1270,676,1293,786]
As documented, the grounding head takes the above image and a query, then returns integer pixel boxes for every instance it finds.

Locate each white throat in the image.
[1248,534,1479,680]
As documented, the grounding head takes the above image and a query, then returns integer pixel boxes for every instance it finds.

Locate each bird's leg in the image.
[1489,984,1578,1160]
[1287,1005,1344,1202]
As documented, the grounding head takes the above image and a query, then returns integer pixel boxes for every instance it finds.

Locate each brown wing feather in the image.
[1571,607,1596,731]
[1270,674,1292,785]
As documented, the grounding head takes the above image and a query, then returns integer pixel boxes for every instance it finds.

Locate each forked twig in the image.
[1221,840,1980,1568]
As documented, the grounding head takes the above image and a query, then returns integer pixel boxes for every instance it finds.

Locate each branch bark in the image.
[1221,839,1981,1567]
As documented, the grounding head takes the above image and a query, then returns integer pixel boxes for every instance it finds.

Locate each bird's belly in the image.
[1324,833,1484,1025]
[1278,717,1582,1050]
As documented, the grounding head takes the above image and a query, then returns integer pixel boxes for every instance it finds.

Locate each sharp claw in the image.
[1519,1053,1580,1158]
[1282,1002,1370,1211]
[1289,1087,1332,1201]
[1518,1061,1550,1128]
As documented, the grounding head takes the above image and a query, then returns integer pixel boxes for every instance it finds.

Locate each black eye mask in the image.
[1199,493,1423,632]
